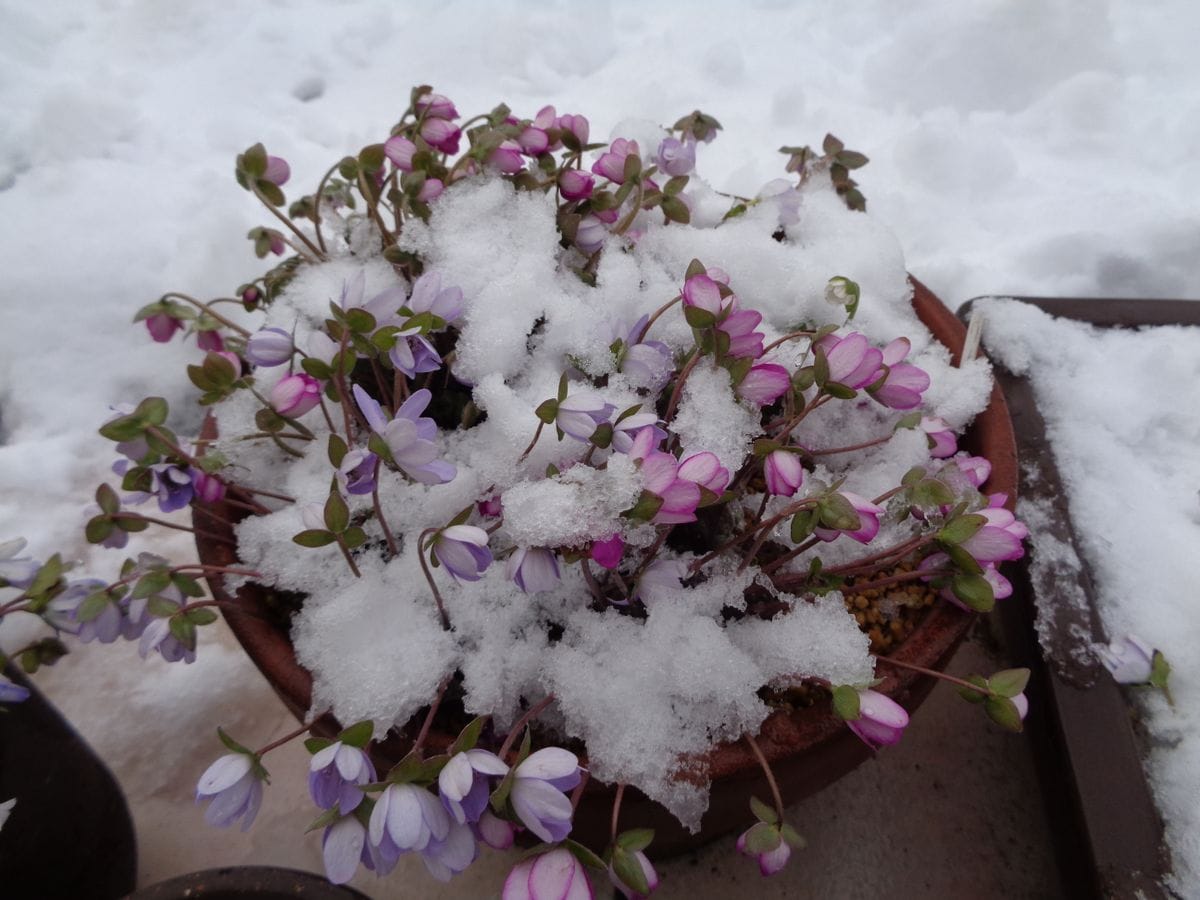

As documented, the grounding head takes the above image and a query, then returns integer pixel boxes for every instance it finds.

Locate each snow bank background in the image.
[1,0,1198,894]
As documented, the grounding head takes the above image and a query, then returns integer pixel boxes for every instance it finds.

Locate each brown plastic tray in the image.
[961,296,1199,899]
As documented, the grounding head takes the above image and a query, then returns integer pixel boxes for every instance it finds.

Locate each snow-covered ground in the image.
[2,0,1199,895]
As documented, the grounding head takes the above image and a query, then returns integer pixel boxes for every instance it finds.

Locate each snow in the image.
[980,299,1200,895]
[1,0,1199,893]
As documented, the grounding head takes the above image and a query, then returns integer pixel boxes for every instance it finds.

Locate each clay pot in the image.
[128,866,369,899]
[194,278,1017,857]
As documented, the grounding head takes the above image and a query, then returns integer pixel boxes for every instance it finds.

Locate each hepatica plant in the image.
[0,86,1101,895]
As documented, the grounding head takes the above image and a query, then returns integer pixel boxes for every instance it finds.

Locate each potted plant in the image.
[0,88,1031,898]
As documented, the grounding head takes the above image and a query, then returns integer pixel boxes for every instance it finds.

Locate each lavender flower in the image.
[656,136,696,176]
[1097,634,1157,684]
[353,385,456,485]
[506,547,561,594]
[368,783,451,874]
[0,674,30,704]
[149,463,195,513]
[43,577,104,634]
[510,747,581,843]
[139,617,196,664]
[474,809,514,849]
[245,327,294,367]
[421,820,478,882]
[309,741,376,813]
[336,449,378,496]
[0,537,38,588]
[503,846,593,900]
[263,155,290,186]
[389,331,443,379]
[574,214,607,253]
[555,393,616,442]
[196,753,264,831]
[322,814,370,885]
[439,749,509,824]
[611,412,663,454]
[431,526,493,583]
[407,271,464,324]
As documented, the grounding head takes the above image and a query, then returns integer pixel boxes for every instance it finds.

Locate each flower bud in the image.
[1097,634,1156,684]
[421,118,461,154]
[145,312,182,343]
[559,168,595,201]
[416,92,459,120]
[245,327,294,367]
[489,140,526,174]
[270,373,322,418]
[846,688,909,749]
[656,136,696,176]
[263,155,290,187]
[384,135,417,172]
[764,450,804,496]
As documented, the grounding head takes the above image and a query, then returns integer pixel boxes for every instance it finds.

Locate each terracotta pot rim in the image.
[195,275,1017,801]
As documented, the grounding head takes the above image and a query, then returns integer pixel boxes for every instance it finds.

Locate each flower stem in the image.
[664,349,702,424]
[334,535,361,579]
[611,782,626,842]
[311,160,342,254]
[517,420,545,463]
[255,719,315,757]
[874,655,994,696]
[841,569,943,595]
[412,675,453,755]
[162,293,251,337]
[417,529,451,631]
[761,330,817,356]
[633,295,681,344]
[251,185,325,260]
[743,732,785,821]
[371,460,399,558]
[497,694,556,761]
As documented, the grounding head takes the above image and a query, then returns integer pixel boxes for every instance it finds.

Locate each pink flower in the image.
[717,305,765,359]
[556,113,590,147]
[681,273,725,317]
[503,847,593,900]
[591,534,624,570]
[960,506,1027,563]
[417,178,444,203]
[955,454,991,488]
[764,451,804,496]
[263,155,290,187]
[416,92,459,120]
[591,138,639,184]
[735,825,792,876]
[518,127,550,156]
[270,373,322,418]
[918,552,1012,609]
[197,330,225,352]
[489,140,526,174]
[736,363,791,406]
[846,688,909,749]
[640,451,701,525]
[813,492,883,544]
[817,332,884,389]
[677,451,729,494]
[189,468,225,504]
[609,849,659,899]
[869,338,930,409]
[920,416,957,458]
[384,135,417,172]
[421,118,461,154]
[559,169,595,200]
[145,313,182,343]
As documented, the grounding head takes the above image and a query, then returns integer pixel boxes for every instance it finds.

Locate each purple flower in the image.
[1097,634,1156,684]
[196,753,264,831]
[490,140,527,174]
[591,534,624,570]
[656,136,696,176]
[846,688,909,749]
[416,92,459,120]
[0,674,30,704]
[421,118,462,154]
[336,449,378,496]
[43,577,103,634]
[309,741,377,812]
[149,463,195,513]
[353,385,456,485]
[503,848,594,900]
[592,138,640,184]
[817,332,884,389]
[677,451,729,495]
[263,155,290,187]
[555,393,616,442]
[384,135,417,172]
[619,316,673,392]
[574,214,607,253]
[559,168,595,200]
[322,814,370,885]
[270,373,323,418]
[432,525,492,583]
[367,783,451,874]
[438,749,509,824]
[611,412,664,454]
[138,616,196,664]
[920,417,957,458]
[420,820,478,882]
[868,338,930,410]
[736,363,791,406]
[190,467,225,503]
[1012,692,1030,721]
[507,547,561,594]
[813,492,883,544]
[407,271,464,324]
[245,327,294,367]
[145,312,182,343]
[510,747,581,843]
[764,450,804,497]
[735,825,792,876]
[0,538,38,588]
[389,331,443,379]
[609,848,659,899]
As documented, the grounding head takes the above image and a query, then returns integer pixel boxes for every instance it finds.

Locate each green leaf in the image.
[338,720,375,748]
[623,490,664,523]
[987,668,1030,699]
[534,399,559,424]
[1150,650,1172,693]
[938,513,986,546]
[327,434,349,468]
[945,543,984,576]
[324,489,350,534]
[257,180,286,207]
[616,827,655,852]
[743,821,781,854]
[26,554,64,597]
[146,595,180,618]
[958,674,989,704]
[824,382,858,400]
[293,529,336,548]
[77,590,112,623]
[790,508,817,543]
[131,569,172,600]
[85,515,114,544]
[818,494,861,532]
[831,685,861,721]
[358,143,386,173]
[836,150,869,170]
[99,415,145,443]
[489,769,516,813]
[780,823,807,849]
[186,607,219,626]
[344,308,376,334]
[168,615,198,651]
[566,840,608,871]
[304,806,342,834]
[612,848,650,895]
[685,258,707,280]
[172,573,206,598]
[662,195,690,224]
[301,357,332,379]
[218,726,253,755]
[984,695,1024,732]
[343,526,367,549]
[367,433,395,466]
[450,716,488,755]
[812,345,830,387]
[304,737,334,755]
[683,305,716,329]
[557,372,569,402]
[822,134,845,155]
[951,573,995,612]
[749,795,779,825]
[590,423,613,449]
[894,412,922,431]
[96,483,121,515]
[135,396,169,426]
